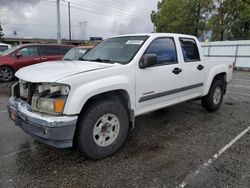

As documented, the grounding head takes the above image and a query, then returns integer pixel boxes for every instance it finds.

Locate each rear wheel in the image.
[0,66,14,82]
[201,79,225,112]
[75,99,129,159]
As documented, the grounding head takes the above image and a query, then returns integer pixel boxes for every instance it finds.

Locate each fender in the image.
[202,64,227,96]
[63,75,134,115]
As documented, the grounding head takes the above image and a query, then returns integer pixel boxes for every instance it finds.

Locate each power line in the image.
[71,0,150,18]
[39,0,56,4]
[41,0,152,23]
[63,4,150,23]
[72,0,153,15]
[65,0,151,20]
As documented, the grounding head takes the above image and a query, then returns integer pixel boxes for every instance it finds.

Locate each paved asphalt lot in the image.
[0,71,249,188]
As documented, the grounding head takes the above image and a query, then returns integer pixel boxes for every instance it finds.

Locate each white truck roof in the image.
[111,33,197,39]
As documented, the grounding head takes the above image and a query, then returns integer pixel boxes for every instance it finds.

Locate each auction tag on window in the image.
[126,40,144,45]
[79,50,86,54]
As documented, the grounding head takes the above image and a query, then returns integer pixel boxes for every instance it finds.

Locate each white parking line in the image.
[225,95,240,101]
[228,91,250,97]
[177,125,250,188]
[0,110,7,113]
[233,78,250,82]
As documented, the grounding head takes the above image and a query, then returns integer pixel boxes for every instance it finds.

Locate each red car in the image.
[0,44,73,81]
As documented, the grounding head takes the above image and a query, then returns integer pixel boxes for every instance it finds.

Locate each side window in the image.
[18,46,39,57]
[39,46,62,56]
[145,38,178,65]
[179,38,200,62]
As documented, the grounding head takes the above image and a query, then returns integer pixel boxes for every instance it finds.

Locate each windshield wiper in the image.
[63,58,73,61]
[81,58,115,64]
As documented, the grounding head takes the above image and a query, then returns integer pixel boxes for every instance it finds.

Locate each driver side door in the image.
[135,37,184,115]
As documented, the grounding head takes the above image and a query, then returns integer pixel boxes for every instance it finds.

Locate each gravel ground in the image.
[0,71,249,188]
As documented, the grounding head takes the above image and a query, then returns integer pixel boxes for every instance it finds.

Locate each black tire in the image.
[201,79,225,112]
[75,99,129,159]
[0,66,14,82]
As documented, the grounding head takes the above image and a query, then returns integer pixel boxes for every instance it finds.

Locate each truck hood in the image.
[15,60,116,83]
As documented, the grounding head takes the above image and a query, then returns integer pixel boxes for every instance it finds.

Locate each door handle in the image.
[34,58,40,61]
[172,68,182,74]
[41,57,48,60]
[197,64,204,71]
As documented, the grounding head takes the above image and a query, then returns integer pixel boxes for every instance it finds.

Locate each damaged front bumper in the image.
[7,97,78,148]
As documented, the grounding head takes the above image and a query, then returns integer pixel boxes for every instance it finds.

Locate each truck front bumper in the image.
[7,97,78,148]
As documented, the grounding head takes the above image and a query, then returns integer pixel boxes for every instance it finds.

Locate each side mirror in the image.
[16,53,23,59]
[139,54,157,69]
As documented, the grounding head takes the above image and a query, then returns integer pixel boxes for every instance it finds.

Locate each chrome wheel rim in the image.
[213,87,222,105]
[93,114,120,147]
[0,67,12,81]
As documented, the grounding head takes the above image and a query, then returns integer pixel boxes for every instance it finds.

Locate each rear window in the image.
[179,38,200,62]
[39,46,63,56]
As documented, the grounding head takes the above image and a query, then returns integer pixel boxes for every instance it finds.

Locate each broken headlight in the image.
[31,83,70,115]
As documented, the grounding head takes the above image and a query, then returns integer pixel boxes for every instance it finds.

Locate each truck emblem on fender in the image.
[143,91,155,96]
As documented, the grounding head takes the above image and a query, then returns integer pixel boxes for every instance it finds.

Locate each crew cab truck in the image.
[7,33,233,159]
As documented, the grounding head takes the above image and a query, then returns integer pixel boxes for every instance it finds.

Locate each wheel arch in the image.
[78,89,135,131]
[203,71,227,96]
[0,64,15,71]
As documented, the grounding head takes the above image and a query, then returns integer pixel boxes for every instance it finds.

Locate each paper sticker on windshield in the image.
[79,50,86,54]
[126,40,144,45]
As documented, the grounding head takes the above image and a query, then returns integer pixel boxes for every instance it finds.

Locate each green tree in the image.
[0,24,4,42]
[151,0,250,41]
[208,0,238,40]
[151,0,212,37]
[230,0,250,40]
[207,0,250,40]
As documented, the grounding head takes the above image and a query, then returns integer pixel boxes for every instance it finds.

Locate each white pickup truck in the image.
[7,33,233,159]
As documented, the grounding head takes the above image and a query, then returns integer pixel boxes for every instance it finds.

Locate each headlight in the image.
[32,96,66,115]
[31,83,70,115]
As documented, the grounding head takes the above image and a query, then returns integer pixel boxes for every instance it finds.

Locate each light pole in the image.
[68,1,72,43]
[57,0,62,44]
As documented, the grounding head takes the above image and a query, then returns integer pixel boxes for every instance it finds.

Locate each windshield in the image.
[82,36,148,64]
[0,45,19,56]
[63,47,88,61]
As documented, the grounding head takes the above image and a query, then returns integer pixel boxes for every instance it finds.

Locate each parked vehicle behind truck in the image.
[0,44,73,82]
[63,46,95,61]
[7,33,233,159]
[0,43,11,53]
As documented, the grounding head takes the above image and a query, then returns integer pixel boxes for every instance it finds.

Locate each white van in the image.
[0,43,11,52]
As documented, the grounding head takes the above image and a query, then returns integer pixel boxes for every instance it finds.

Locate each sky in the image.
[0,0,158,40]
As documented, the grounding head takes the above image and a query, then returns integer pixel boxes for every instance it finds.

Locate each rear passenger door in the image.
[39,46,63,62]
[179,38,205,97]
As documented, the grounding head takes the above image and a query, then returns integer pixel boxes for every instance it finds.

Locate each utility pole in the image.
[68,1,72,43]
[56,0,62,44]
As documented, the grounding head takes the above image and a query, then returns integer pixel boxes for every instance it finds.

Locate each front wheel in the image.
[201,79,225,112]
[75,99,129,159]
